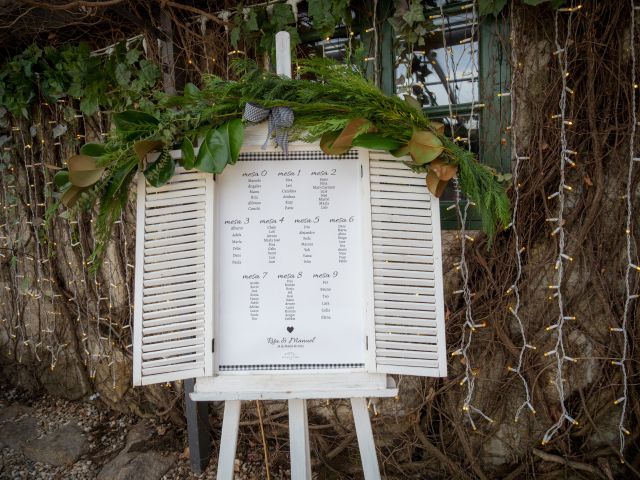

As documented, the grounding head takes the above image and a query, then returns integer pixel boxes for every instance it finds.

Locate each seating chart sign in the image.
[215,150,368,372]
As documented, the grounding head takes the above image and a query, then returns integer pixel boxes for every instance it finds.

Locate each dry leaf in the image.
[67,154,105,188]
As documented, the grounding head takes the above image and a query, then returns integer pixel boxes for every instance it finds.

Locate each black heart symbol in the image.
[286,326,294,333]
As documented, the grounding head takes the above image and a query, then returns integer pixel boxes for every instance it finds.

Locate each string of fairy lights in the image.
[614,0,638,463]
[507,2,535,423]
[541,6,579,446]
[437,2,493,428]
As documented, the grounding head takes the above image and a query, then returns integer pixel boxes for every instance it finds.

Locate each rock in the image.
[0,417,39,449]
[123,421,154,453]
[97,451,175,480]
[0,404,33,422]
[22,424,89,466]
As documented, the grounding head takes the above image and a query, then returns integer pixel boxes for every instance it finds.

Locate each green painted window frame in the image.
[378,2,511,230]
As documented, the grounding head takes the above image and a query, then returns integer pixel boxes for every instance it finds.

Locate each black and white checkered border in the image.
[238,150,358,162]
[219,363,365,371]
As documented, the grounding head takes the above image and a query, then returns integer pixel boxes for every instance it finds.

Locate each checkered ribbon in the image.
[243,103,294,153]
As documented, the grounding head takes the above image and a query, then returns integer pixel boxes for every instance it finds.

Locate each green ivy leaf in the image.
[193,120,243,172]
[351,133,404,151]
[478,0,508,16]
[125,48,141,65]
[184,82,200,97]
[180,137,196,170]
[402,0,425,26]
[79,93,99,115]
[80,143,107,157]
[245,9,259,31]
[224,118,244,165]
[270,3,295,29]
[144,150,175,187]
[112,110,159,141]
[53,170,69,188]
[115,63,132,87]
[230,27,241,49]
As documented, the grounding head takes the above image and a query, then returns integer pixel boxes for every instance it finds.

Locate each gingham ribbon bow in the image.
[243,103,294,153]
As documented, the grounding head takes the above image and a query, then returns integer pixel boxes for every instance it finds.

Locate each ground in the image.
[0,381,280,480]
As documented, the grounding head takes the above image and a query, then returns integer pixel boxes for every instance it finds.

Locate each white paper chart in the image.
[215,150,367,372]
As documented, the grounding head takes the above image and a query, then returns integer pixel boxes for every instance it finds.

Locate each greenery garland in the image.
[55,59,510,269]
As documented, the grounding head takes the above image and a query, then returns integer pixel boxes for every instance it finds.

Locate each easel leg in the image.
[184,379,211,474]
[288,399,312,480]
[350,398,381,480]
[216,400,242,480]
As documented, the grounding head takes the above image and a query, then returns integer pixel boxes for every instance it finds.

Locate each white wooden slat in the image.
[142,345,204,360]
[371,205,431,217]
[373,245,433,256]
[371,190,430,201]
[146,190,206,207]
[144,247,205,265]
[374,300,436,310]
[375,349,438,360]
[142,298,205,318]
[371,214,431,225]
[375,333,438,344]
[143,264,205,282]
[374,284,435,294]
[142,290,204,316]
[145,232,205,249]
[375,292,435,304]
[142,337,204,353]
[370,175,424,186]
[148,179,205,194]
[145,225,204,241]
[145,240,205,257]
[145,209,205,225]
[369,167,424,178]
[373,261,434,271]
[372,229,432,239]
[375,341,438,351]
[141,364,204,378]
[375,308,436,319]
[146,202,206,218]
[145,217,205,232]
[143,327,205,344]
[144,288,205,305]
[375,316,437,326]
[376,358,438,368]
[369,157,446,378]
[375,325,437,336]
[144,278,204,296]
[373,269,434,279]
[143,317,203,333]
[371,198,429,208]
[144,256,203,272]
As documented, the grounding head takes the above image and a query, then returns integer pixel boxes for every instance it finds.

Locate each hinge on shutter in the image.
[365,335,368,350]
[361,164,363,178]
[211,338,215,352]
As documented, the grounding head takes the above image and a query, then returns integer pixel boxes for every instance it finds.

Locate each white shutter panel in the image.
[133,161,214,386]
[369,152,447,377]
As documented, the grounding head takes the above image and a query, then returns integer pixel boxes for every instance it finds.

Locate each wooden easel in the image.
[182,32,395,479]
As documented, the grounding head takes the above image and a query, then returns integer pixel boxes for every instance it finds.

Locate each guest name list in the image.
[216,153,366,371]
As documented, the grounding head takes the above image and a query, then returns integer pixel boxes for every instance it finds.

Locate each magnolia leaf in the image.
[393,130,444,165]
[53,170,69,188]
[180,137,196,170]
[351,133,404,151]
[61,185,84,207]
[112,110,159,141]
[134,140,163,161]
[67,154,105,187]
[223,118,244,165]
[195,127,230,174]
[320,130,345,155]
[425,159,458,197]
[320,118,373,155]
[144,150,175,187]
[80,143,107,157]
[431,122,445,135]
